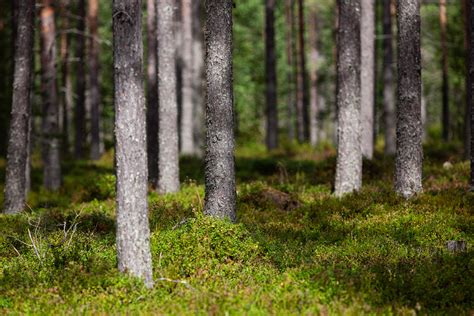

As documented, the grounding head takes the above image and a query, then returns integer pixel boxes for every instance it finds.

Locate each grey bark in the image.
[308,8,318,147]
[204,0,236,222]
[3,0,35,214]
[74,0,86,159]
[361,0,375,159]
[112,0,153,287]
[395,0,423,198]
[334,0,362,197]
[265,0,278,150]
[40,0,62,190]
[89,0,102,160]
[285,0,296,140]
[191,0,204,155]
[383,0,396,155]
[157,0,180,193]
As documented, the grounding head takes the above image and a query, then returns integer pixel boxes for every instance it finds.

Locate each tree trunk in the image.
[335,0,362,197]
[285,0,295,141]
[308,8,318,147]
[383,0,396,155]
[395,0,423,198]
[180,0,195,154]
[40,0,62,190]
[89,0,102,160]
[361,0,375,159]
[192,0,204,155]
[204,0,236,222]
[469,0,474,190]
[157,0,180,193]
[463,0,471,160]
[112,0,153,288]
[265,0,278,150]
[74,0,86,159]
[59,0,72,156]
[439,0,449,141]
[296,0,307,143]
[3,0,35,214]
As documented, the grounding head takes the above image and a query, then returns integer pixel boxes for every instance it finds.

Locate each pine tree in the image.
[265,0,278,150]
[383,0,396,155]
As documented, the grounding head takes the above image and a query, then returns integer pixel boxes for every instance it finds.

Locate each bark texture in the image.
[40,0,62,190]
[192,0,204,155]
[335,0,362,197]
[157,0,180,193]
[89,0,102,160]
[361,0,375,159]
[112,0,153,287]
[439,0,449,141]
[74,0,86,159]
[308,8,318,146]
[285,0,296,140]
[265,0,278,150]
[204,0,236,222]
[4,0,35,214]
[383,0,396,155]
[296,0,308,143]
[395,0,423,198]
[60,0,72,155]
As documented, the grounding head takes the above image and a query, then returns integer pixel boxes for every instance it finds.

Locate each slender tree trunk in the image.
[192,0,204,155]
[469,0,474,190]
[285,0,295,140]
[361,0,375,159]
[204,0,236,222]
[112,0,153,288]
[59,0,72,155]
[395,0,423,198]
[3,0,35,214]
[40,0,61,190]
[180,0,195,154]
[157,0,180,193]
[308,8,318,146]
[383,0,396,155]
[89,0,102,160]
[463,0,471,160]
[439,0,449,141]
[74,0,86,159]
[265,0,278,150]
[335,0,362,197]
[296,0,307,143]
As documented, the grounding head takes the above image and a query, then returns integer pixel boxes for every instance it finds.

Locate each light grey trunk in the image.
[360,0,375,159]
[395,0,423,198]
[383,0,396,155]
[4,0,35,214]
[40,0,62,191]
[308,8,318,147]
[192,0,204,155]
[334,0,362,197]
[204,0,236,222]
[157,0,180,193]
[112,0,153,288]
[265,0,278,150]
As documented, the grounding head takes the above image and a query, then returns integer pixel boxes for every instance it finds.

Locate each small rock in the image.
[443,161,453,170]
[446,240,467,253]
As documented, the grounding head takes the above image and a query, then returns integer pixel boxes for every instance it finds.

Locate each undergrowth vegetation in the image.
[0,142,473,314]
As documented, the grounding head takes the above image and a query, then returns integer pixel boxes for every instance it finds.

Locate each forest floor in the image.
[0,140,473,315]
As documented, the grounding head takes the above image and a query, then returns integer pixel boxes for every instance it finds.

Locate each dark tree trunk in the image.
[157,0,180,193]
[361,0,375,159]
[463,0,471,160]
[59,0,72,155]
[146,0,158,184]
[285,0,296,140]
[192,0,204,155]
[112,0,153,288]
[265,0,278,150]
[335,0,362,196]
[89,0,102,160]
[40,0,62,190]
[204,0,236,222]
[74,0,86,159]
[308,8,318,146]
[440,0,449,141]
[383,0,396,155]
[395,0,423,198]
[296,0,308,143]
[469,0,474,189]
[3,0,35,214]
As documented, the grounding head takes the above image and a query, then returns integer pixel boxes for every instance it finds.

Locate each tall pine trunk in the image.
[4,0,35,214]
[157,0,180,193]
[335,0,362,197]
[463,0,471,160]
[383,0,396,155]
[40,0,61,190]
[439,0,449,141]
[204,0,236,222]
[265,0,278,150]
[89,0,102,160]
[59,0,72,155]
[308,8,318,146]
[285,0,296,140]
[296,0,307,143]
[192,0,204,155]
[361,0,375,159]
[112,0,153,288]
[395,0,423,198]
[74,0,86,159]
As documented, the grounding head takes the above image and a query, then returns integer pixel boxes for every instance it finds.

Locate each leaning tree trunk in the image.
[285,0,296,140]
[440,0,450,142]
[74,0,86,159]
[112,0,153,288]
[469,0,474,190]
[157,0,180,193]
[395,0,423,198]
[334,0,362,197]
[3,0,35,214]
[308,8,319,146]
[265,0,278,150]
[361,0,375,159]
[191,0,204,155]
[40,0,62,190]
[296,0,307,143]
[204,0,236,222]
[89,0,102,160]
[383,0,396,155]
